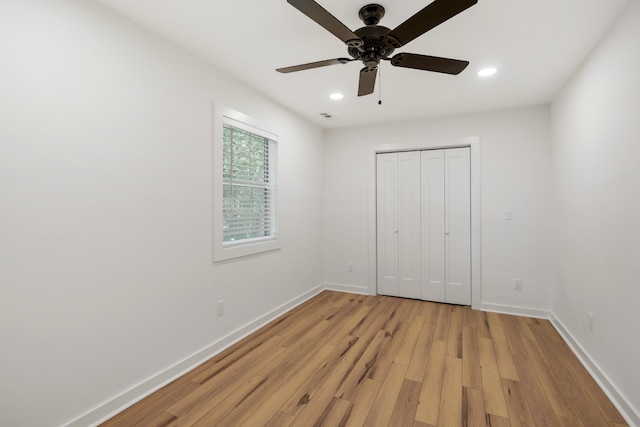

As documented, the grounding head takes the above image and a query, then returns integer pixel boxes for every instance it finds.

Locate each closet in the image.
[376,147,471,305]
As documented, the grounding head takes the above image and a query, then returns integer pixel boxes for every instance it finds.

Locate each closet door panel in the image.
[445,147,471,305]
[397,151,421,299]
[376,153,399,296]
[420,150,446,303]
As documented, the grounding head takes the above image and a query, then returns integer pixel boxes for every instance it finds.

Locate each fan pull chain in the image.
[378,65,383,105]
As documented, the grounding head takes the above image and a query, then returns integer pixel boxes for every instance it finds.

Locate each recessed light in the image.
[478,67,497,77]
[330,93,344,100]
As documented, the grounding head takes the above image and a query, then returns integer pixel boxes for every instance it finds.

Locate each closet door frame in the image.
[368,136,481,309]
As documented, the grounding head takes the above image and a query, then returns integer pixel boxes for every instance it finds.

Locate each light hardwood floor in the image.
[101,291,628,427]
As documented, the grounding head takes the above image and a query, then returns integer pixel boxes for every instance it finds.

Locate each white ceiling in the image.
[96,0,630,129]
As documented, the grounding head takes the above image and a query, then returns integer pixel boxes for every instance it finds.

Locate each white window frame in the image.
[213,104,280,262]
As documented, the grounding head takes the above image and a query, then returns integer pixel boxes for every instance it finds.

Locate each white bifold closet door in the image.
[377,147,471,305]
[421,148,471,305]
[376,151,421,299]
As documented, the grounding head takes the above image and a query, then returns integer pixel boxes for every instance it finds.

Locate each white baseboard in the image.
[322,282,371,295]
[65,287,639,427]
[550,314,640,427]
[65,284,325,427]
[478,302,551,319]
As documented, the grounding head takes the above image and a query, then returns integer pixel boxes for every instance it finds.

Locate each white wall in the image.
[550,0,640,422]
[0,1,324,426]
[322,106,553,314]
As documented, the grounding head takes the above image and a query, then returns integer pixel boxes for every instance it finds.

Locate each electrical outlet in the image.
[217,300,224,317]
[514,279,523,290]
[588,313,594,332]
[348,262,354,272]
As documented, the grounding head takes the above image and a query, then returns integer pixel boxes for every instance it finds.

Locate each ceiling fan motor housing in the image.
[349,25,396,70]
[350,4,409,70]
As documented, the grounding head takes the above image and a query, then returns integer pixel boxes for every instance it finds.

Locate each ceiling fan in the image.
[277,0,478,96]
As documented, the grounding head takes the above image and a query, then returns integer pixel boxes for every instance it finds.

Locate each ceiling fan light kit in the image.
[277,0,478,97]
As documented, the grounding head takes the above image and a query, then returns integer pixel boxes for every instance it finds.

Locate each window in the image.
[213,105,279,261]
[222,123,277,244]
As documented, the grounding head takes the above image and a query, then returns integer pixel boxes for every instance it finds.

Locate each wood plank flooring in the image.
[101,291,628,427]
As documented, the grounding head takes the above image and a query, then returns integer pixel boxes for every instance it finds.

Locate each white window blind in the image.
[222,122,277,246]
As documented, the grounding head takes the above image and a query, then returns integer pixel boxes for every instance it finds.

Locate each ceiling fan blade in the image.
[387,0,477,47]
[277,58,352,73]
[358,67,377,96]
[390,53,469,75]
[287,0,363,47]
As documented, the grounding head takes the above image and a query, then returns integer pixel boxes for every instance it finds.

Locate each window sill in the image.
[213,238,281,262]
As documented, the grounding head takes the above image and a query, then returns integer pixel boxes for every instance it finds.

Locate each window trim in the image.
[213,104,280,262]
